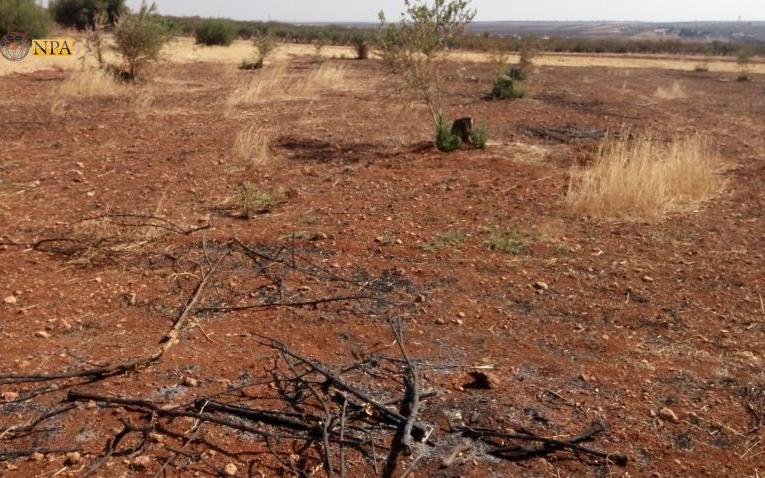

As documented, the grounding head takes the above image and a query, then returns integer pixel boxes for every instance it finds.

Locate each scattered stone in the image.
[465,370,502,390]
[658,407,679,423]
[454,319,464,326]
[457,312,466,318]
[643,276,655,283]
[182,376,199,387]
[435,318,446,325]
[3,296,17,305]
[533,281,549,291]
[148,432,165,443]
[415,294,426,303]
[30,452,45,462]
[132,455,151,470]
[35,330,51,339]
[1,391,19,401]
[224,463,238,476]
[64,451,81,465]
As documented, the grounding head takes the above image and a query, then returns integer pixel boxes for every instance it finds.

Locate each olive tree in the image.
[113,1,172,79]
[379,1,476,150]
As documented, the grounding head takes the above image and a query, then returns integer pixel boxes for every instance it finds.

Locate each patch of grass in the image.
[227,62,349,106]
[654,81,686,100]
[567,132,724,221]
[435,114,461,152]
[487,229,528,255]
[421,230,466,251]
[232,124,271,169]
[694,63,709,72]
[237,182,275,217]
[471,122,489,149]
[58,68,120,96]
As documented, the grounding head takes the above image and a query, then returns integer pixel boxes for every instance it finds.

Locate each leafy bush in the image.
[435,114,461,152]
[241,31,275,70]
[49,0,125,29]
[470,122,488,149]
[113,1,172,80]
[0,0,51,38]
[491,72,525,100]
[195,18,236,46]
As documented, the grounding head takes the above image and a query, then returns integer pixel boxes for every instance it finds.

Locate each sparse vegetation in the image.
[0,0,51,38]
[233,124,272,169]
[113,1,173,80]
[238,182,275,217]
[228,62,349,105]
[195,18,237,46]
[694,63,710,72]
[567,132,723,221]
[58,68,119,96]
[487,229,528,255]
[421,230,466,251]
[435,114,461,152]
[470,122,488,149]
[654,81,686,100]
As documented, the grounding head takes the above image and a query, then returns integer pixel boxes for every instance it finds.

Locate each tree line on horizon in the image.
[1,0,764,58]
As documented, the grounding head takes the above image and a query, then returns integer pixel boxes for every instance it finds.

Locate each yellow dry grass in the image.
[57,68,119,96]
[232,124,273,170]
[3,35,763,77]
[654,81,687,100]
[567,133,724,221]
[227,62,350,106]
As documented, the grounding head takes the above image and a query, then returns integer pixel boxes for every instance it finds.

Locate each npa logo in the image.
[0,32,75,62]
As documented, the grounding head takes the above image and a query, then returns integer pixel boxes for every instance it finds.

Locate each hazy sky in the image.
[122,0,764,23]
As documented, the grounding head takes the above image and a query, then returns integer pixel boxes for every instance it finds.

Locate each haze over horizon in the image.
[116,0,764,23]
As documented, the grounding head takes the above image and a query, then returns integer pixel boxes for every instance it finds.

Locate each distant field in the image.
[1,36,763,77]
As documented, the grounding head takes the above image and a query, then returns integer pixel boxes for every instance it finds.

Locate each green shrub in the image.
[470,122,488,149]
[435,114,461,152]
[0,0,51,38]
[49,0,125,29]
[195,18,236,46]
[487,229,527,255]
[491,73,525,100]
[238,182,274,217]
[112,1,172,80]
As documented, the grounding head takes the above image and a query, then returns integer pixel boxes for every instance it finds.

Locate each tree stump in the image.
[451,117,474,145]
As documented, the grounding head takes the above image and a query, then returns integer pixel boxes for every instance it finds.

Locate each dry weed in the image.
[227,62,349,107]
[58,68,120,96]
[232,124,272,170]
[567,132,724,221]
[654,81,686,100]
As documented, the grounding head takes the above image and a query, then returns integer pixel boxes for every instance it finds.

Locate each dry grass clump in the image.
[232,124,272,170]
[654,81,686,100]
[567,133,723,221]
[227,62,349,106]
[58,68,120,96]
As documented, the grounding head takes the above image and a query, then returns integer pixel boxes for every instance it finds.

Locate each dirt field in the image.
[2,36,764,76]
[1,51,764,477]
